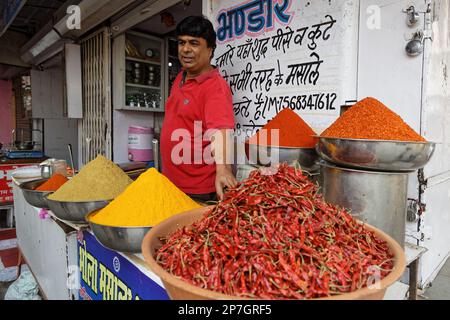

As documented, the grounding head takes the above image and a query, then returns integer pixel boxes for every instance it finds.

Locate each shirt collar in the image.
[183,67,219,84]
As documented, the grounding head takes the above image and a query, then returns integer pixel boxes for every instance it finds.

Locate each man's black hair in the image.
[176,15,217,59]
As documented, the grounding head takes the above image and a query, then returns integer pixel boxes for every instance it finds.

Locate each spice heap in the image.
[321,97,426,142]
[89,168,201,227]
[35,174,68,192]
[48,155,132,201]
[156,164,394,299]
[247,108,318,147]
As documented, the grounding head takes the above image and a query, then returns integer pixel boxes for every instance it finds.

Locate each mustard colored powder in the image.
[89,168,201,227]
[48,155,132,201]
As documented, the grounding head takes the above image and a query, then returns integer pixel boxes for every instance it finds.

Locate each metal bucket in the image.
[320,162,409,248]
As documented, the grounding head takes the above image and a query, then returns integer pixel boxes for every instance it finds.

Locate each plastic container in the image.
[128,126,154,162]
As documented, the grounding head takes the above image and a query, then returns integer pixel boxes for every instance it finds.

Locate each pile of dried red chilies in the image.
[156,164,394,299]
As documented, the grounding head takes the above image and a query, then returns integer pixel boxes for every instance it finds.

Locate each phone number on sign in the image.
[251,92,338,121]
[267,92,337,112]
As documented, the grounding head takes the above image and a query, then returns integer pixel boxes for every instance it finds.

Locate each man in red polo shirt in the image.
[160,16,237,201]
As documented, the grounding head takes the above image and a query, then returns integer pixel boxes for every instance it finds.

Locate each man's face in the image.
[178,35,212,74]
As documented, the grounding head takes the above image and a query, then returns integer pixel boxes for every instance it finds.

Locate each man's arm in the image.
[211,129,238,200]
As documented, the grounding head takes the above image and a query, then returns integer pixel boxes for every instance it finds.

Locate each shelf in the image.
[405,243,428,265]
[126,83,161,90]
[126,56,161,65]
[119,106,165,112]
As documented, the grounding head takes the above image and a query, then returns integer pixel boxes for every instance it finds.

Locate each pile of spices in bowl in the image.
[35,174,68,191]
[89,168,201,227]
[155,163,395,299]
[321,97,426,142]
[48,155,132,201]
[247,108,318,147]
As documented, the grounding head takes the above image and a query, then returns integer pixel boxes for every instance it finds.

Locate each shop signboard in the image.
[211,0,358,139]
[0,164,30,204]
[78,231,169,300]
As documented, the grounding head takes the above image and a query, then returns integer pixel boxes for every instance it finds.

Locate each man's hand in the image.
[215,164,237,200]
[210,129,237,200]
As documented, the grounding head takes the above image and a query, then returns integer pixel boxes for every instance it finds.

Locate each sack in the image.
[4,270,41,300]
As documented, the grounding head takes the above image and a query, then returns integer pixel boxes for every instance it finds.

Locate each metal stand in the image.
[405,243,427,300]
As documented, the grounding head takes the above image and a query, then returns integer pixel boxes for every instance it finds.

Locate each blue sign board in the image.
[78,231,169,300]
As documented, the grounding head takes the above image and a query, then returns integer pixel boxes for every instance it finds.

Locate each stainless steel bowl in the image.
[20,179,53,208]
[45,197,111,222]
[316,137,435,172]
[86,211,151,253]
[246,143,319,172]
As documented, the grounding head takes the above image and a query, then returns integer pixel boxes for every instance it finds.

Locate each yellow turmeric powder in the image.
[88,168,201,227]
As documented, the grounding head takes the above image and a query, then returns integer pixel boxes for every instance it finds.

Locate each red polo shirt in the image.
[160,68,235,194]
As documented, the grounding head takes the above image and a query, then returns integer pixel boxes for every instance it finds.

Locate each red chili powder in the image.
[321,97,426,142]
[36,174,69,192]
[247,108,318,147]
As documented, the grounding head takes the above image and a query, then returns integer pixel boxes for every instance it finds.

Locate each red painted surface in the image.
[0,80,13,147]
[0,163,32,204]
[0,229,19,269]
[0,229,16,241]
[0,247,18,268]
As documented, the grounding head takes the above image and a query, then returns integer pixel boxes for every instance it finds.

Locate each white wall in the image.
[358,0,425,132]
[419,0,450,287]
[44,118,79,169]
[112,110,154,163]
[210,0,360,139]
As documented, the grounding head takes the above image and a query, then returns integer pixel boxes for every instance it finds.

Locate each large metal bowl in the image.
[86,210,151,253]
[245,143,319,172]
[20,178,53,208]
[45,197,111,222]
[316,137,435,172]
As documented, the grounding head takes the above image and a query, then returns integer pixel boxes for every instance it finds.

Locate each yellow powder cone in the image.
[89,168,201,227]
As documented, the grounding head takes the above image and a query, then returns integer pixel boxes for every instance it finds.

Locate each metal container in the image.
[45,197,111,222]
[86,211,151,253]
[320,161,409,248]
[40,164,53,179]
[14,141,35,151]
[20,179,53,208]
[316,137,435,172]
[40,159,68,178]
[246,143,319,172]
[152,139,160,171]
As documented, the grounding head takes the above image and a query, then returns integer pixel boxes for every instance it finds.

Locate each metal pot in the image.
[14,141,35,150]
[40,164,53,179]
[320,161,409,248]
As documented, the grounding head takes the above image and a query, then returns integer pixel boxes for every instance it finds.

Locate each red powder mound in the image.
[247,108,318,148]
[36,174,69,191]
[321,97,426,142]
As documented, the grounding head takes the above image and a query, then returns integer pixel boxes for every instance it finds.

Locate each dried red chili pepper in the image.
[156,163,394,299]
